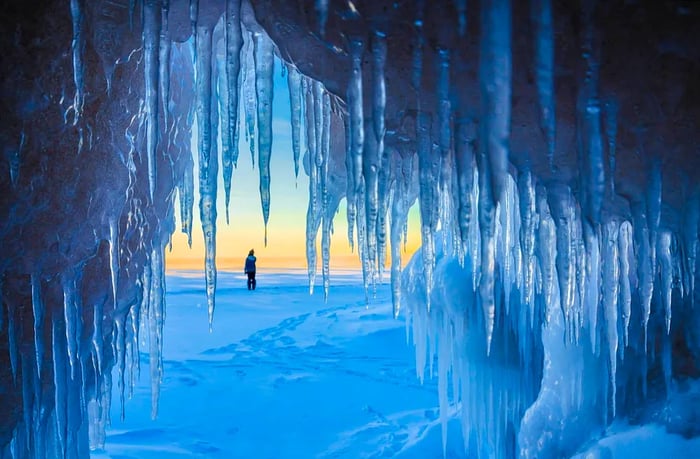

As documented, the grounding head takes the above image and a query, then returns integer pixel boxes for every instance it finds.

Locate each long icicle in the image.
[253,32,275,245]
[159,0,171,128]
[195,24,217,330]
[287,64,303,181]
[224,0,243,221]
[144,0,162,201]
[31,273,44,378]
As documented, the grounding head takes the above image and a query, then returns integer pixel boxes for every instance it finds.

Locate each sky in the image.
[167,57,421,271]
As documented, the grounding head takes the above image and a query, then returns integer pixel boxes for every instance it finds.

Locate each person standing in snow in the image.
[244,249,257,290]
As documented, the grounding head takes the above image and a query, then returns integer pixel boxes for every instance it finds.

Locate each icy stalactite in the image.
[479,0,511,204]
[224,0,243,221]
[52,312,69,458]
[519,170,538,316]
[454,118,475,251]
[190,0,199,58]
[180,150,195,247]
[550,186,577,341]
[31,273,44,379]
[618,220,633,345]
[217,51,233,223]
[583,223,600,352]
[109,218,120,312]
[159,0,171,128]
[531,0,555,168]
[148,245,166,419]
[376,144,391,280]
[195,24,218,329]
[344,115,356,251]
[69,0,85,124]
[371,31,387,171]
[602,219,619,417]
[305,80,320,294]
[61,269,81,381]
[348,37,365,203]
[321,90,332,299]
[416,111,438,310]
[363,119,380,288]
[647,159,662,273]
[242,30,257,167]
[632,202,654,350]
[143,0,162,201]
[683,190,699,298]
[477,153,497,354]
[287,64,302,181]
[604,98,618,194]
[658,231,673,334]
[390,184,406,318]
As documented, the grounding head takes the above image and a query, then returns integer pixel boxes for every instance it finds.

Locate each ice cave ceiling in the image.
[1,0,699,458]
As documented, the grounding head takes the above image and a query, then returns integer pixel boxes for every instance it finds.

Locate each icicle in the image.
[196,24,218,329]
[519,170,537,314]
[143,0,162,200]
[69,0,85,124]
[455,118,475,250]
[479,0,511,203]
[363,119,380,287]
[583,223,600,353]
[683,190,699,298]
[537,192,557,321]
[52,313,68,457]
[31,273,44,378]
[224,0,243,221]
[372,31,387,168]
[159,0,171,127]
[242,31,257,166]
[618,221,633,346]
[114,313,126,420]
[7,303,18,383]
[659,231,673,334]
[376,145,391,280]
[582,99,605,224]
[217,52,233,224]
[417,112,438,310]
[437,48,451,161]
[344,115,356,251]
[61,270,80,380]
[108,218,119,311]
[551,186,576,339]
[348,37,365,199]
[532,0,555,168]
[647,159,662,272]
[604,98,618,194]
[602,220,619,417]
[321,91,332,299]
[305,81,320,294]
[390,187,405,318]
[287,64,302,181]
[478,157,497,354]
[632,203,653,350]
[315,0,328,36]
[253,32,274,244]
[148,246,166,419]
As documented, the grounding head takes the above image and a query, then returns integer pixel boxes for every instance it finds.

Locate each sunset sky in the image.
[166,58,421,271]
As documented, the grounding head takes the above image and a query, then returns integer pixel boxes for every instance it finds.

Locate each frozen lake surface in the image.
[91,270,463,459]
[91,270,700,459]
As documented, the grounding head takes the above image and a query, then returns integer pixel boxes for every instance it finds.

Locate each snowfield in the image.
[91,270,700,459]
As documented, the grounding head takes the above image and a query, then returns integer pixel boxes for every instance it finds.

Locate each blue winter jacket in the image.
[244,255,256,273]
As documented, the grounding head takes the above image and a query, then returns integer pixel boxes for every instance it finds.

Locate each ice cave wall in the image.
[1,0,699,458]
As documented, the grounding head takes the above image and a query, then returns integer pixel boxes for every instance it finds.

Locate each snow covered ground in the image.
[90,270,700,459]
[90,270,466,459]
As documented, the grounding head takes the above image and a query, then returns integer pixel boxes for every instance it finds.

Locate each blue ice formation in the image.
[1,1,699,459]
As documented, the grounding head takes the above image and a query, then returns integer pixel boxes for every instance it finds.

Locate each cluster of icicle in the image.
[9,0,693,458]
